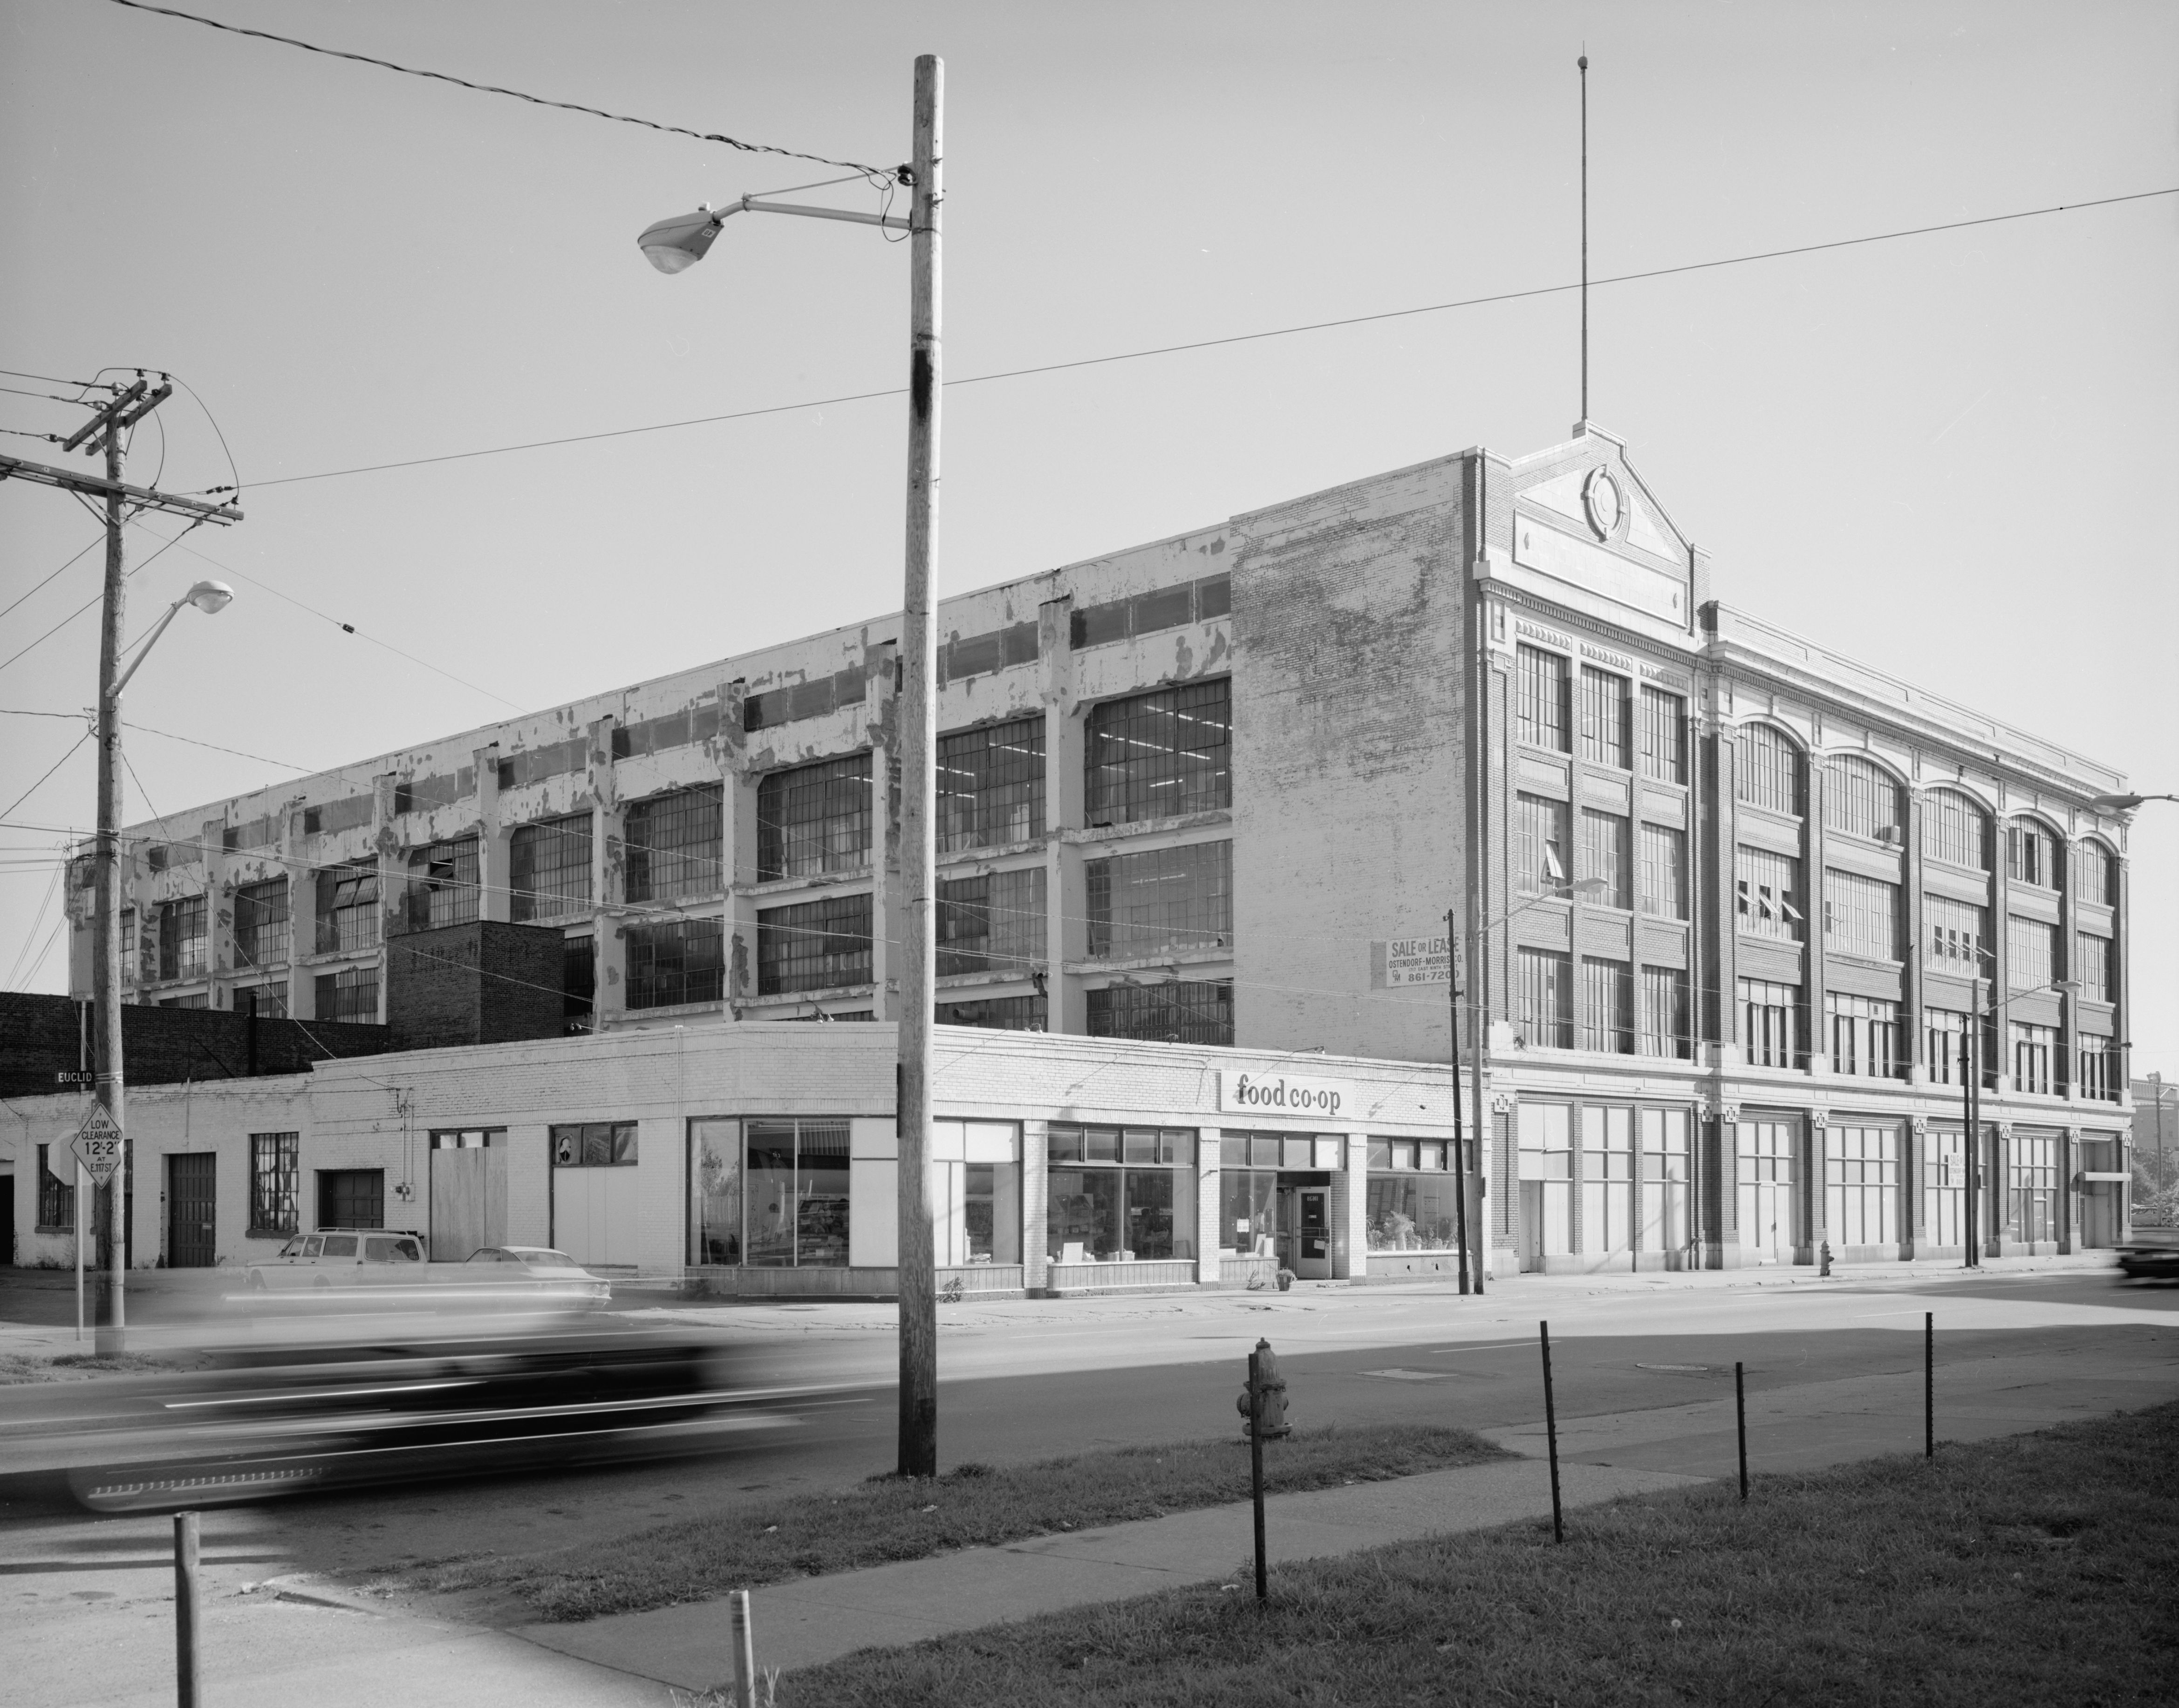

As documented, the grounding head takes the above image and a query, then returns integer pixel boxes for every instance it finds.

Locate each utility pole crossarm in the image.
[0,453,243,524]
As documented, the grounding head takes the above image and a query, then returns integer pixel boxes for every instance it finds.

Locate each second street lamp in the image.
[638,55,944,1477]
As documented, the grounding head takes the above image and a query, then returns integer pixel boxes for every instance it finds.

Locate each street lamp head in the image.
[2088,793,2143,813]
[638,206,731,274]
[1569,877,1611,899]
[183,580,232,615]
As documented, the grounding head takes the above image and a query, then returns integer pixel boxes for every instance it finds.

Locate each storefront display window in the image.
[689,1117,850,1267]
[1364,1138,1456,1250]
[932,1120,1022,1266]
[1220,1168,1276,1254]
[1046,1124,1196,1262]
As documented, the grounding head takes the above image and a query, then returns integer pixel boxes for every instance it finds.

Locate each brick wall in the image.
[0,991,391,1098]
[384,921,565,1051]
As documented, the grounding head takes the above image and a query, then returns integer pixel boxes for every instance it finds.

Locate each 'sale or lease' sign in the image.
[1372,934,1452,988]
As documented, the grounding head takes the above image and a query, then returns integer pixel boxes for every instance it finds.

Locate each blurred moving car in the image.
[464,1246,613,1307]
[263,1229,426,1267]
[2116,1226,2179,1281]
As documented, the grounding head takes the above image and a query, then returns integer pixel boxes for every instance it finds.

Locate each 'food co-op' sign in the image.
[1218,1072,1355,1119]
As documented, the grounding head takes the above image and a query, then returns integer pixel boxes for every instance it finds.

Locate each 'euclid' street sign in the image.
[71,1104,124,1184]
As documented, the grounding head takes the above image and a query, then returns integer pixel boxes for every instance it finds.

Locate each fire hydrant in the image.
[1238,1337,1291,1440]
[1819,1240,1834,1278]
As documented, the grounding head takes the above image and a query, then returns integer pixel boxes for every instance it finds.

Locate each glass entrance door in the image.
[1737,1120,1798,1263]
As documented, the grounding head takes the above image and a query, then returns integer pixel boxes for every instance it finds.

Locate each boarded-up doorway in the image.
[430,1129,507,1261]
[167,1153,217,1268]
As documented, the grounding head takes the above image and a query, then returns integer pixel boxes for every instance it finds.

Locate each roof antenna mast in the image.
[1578,48,1590,429]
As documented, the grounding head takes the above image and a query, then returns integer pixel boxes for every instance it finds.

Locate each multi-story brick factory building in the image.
[11,423,2139,1287]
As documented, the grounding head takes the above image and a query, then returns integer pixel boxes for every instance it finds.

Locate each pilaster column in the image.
[475,745,509,922]
[588,717,625,1028]
[372,772,399,1024]
[1039,595,1083,1034]
[1805,753,1830,1076]
[868,639,899,1020]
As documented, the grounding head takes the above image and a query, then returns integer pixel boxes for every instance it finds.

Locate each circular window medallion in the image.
[1583,467,1623,540]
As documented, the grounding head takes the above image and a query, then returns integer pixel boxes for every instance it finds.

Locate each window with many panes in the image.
[2073,840,2115,907]
[1922,790,1989,870]
[1735,847,1803,941]
[1638,685,1685,785]
[510,813,592,921]
[2078,1041,2120,1101]
[756,757,869,881]
[1640,966,1690,1059]
[314,964,377,1022]
[1820,755,1902,842]
[937,867,1046,974]
[690,1116,848,1268]
[1639,824,1686,920]
[2006,821,2059,890]
[1826,991,1901,1079]
[1085,977,1232,1046]
[1086,840,1231,959]
[2007,915,2056,993]
[1735,724,1803,815]
[626,786,725,900]
[1741,977,1802,1068]
[1578,811,1630,909]
[1578,958,1633,1053]
[2011,1021,2058,1094]
[938,716,1044,852]
[552,1121,639,1166]
[627,916,725,1009]
[1084,679,1230,825]
[1515,948,1572,1048]
[1824,1124,1900,1247]
[2076,932,2113,1004]
[1823,869,1900,961]
[1578,669,1630,769]
[1516,793,1571,896]
[233,879,288,969]
[2007,1132,2058,1242]
[1926,1009,1969,1086]
[1047,1125,1196,1262]
[935,994,1047,1031]
[1924,895,1989,976]
[249,1132,300,1234]
[316,863,379,954]
[1516,645,1571,752]
[401,836,479,932]
[235,983,287,1018]
[158,895,207,981]
[757,892,872,994]
[1361,1138,1460,1252]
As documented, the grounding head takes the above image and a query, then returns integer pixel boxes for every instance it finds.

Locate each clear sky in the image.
[2,1,2174,1065]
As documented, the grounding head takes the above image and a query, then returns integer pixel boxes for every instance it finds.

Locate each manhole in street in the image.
[1635,1363,1712,1373]
[1360,1368,1456,1382]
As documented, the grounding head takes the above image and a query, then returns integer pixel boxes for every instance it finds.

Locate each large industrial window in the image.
[1070,573,1228,649]
[510,813,593,921]
[158,895,207,981]
[249,1132,300,1235]
[756,756,870,881]
[1516,793,1570,897]
[314,965,377,1023]
[1578,959,1633,1053]
[2076,933,2113,1004]
[1581,1106,1635,1257]
[758,892,873,994]
[626,916,725,1009]
[1639,824,1686,919]
[401,835,479,931]
[1638,686,1686,785]
[1640,967,1690,1059]
[937,866,1045,975]
[939,717,1044,852]
[35,1143,74,1229]
[1735,847,1803,941]
[2073,841,2115,907]
[2078,1041,2121,1102]
[1926,1009,1969,1086]
[1922,791,1989,870]
[1514,949,1571,1048]
[1517,1102,1574,1258]
[1924,895,1988,976]
[1046,1125,1196,1262]
[627,786,724,900]
[1084,678,1231,825]
[1824,1124,1900,1247]
[690,1117,850,1268]
[1924,1127,1969,1248]
[233,879,288,970]
[935,993,1047,1031]
[316,863,379,954]
[1734,724,1803,816]
[1086,840,1231,959]
[1822,755,1903,842]
[2006,915,2056,992]
[1085,977,1232,1046]
[2010,1021,2057,1095]
[2005,822,2059,891]
[1515,644,1571,752]
[1826,991,1900,1079]
[1823,868,1900,961]
[1578,668,1630,769]
[235,983,287,1018]
[1578,811,1630,910]
[1740,977,1802,1068]
[1641,1109,1693,1255]
[2007,1132,2058,1243]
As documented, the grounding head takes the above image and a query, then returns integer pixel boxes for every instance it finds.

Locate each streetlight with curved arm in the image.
[1956,958,2081,1268]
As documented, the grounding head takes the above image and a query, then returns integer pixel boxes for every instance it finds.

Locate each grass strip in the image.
[0,1351,183,1383]
[415,1423,1507,1622]
[780,1401,2179,1708]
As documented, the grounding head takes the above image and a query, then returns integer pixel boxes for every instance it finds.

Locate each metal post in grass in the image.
[174,1510,202,1708]
[1249,1345,1269,1602]
[1735,1362,1748,1501]
[1539,1321,1564,1544]
[1925,1312,1935,1460]
[729,1588,756,1708]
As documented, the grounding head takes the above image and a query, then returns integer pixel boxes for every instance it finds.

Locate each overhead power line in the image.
[104,0,899,181]
[236,184,2179,493]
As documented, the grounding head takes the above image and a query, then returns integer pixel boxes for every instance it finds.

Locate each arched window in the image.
[2005,819,2061,891]
[1735,723,1803,816]
[1822,755,1903,843]
[2073,839,2117,908]
[1920,790,1989,871]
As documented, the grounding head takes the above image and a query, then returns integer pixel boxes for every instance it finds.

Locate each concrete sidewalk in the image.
[515,1455,1700,1691]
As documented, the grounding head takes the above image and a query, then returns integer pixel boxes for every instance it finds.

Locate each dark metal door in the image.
[167,1152,217,1268]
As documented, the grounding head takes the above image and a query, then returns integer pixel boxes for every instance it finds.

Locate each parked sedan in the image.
[464,1246,614,1306]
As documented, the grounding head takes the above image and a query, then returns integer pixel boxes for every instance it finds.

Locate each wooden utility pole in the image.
[895,52,944,1478]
